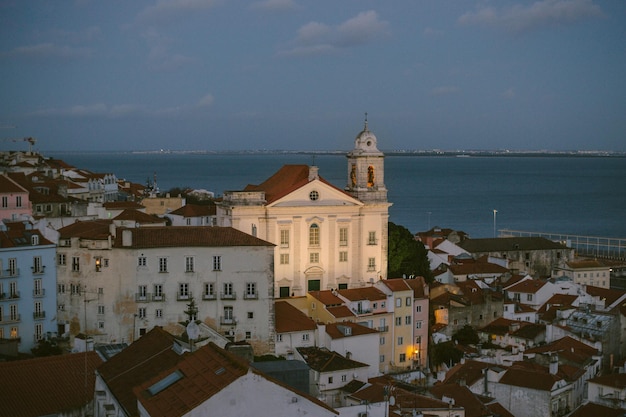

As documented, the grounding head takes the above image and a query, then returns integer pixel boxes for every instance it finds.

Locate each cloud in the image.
[430,86,459,96]
[279,10,389,56]
[6,43,92,60]
[250,0,297,12]
[502,88,516,99]
[197,93,215,107]
[137,0,219,24]
[141,29,195,71]
[458,0,604,33]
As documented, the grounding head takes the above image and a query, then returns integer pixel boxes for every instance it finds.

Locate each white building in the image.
[56,221,276,354]
[217,121,391,296]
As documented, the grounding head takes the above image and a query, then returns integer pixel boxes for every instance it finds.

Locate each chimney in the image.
[549,354,558,375]
[308,166,319,181]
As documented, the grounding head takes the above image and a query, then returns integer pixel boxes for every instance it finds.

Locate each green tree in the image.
[31,340,62,357]
[452,325,479,345]
[387,222,433,282]
[430,341,463,367]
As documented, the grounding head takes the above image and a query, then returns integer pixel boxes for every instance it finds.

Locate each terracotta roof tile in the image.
[104,201,145,209]
[275,301,317,333]
[325,322,379,339]
[113,226,274,248]
[309,290,344,306]
[326,305,356,319]
[499,363,562,391]
[587,372,626,389]
[505,279,547,294]
[0,174,28,193]
[169,203,216,217]
[380,278,411,292]
[525,336,599,366]
[337,286,386,301]
[569,402,626,417]
[443,360,495,387]
[430,383,494,417]
[113,209,165,224]
[585,285,626,306]
[58,219,113,240]
[459,237,567,252]
[0,352,103,417]
[297,347,368,372]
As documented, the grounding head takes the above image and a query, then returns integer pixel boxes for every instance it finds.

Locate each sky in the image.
[1,0,625,152]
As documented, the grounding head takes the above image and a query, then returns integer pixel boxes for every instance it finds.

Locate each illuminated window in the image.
[309,224,320,246]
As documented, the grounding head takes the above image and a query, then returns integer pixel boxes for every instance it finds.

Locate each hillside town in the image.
[1,124,626,417]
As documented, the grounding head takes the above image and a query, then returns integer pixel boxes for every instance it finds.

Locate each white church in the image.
[217,119,391,296]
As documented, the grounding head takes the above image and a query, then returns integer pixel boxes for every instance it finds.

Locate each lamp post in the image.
[493,209,497,238]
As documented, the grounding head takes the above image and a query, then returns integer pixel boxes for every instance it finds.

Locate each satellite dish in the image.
[389,395,396,406]
[186,322,200,340]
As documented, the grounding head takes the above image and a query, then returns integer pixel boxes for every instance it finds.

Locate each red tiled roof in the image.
[113,226,274,248]
[275,301,317,333]
[337,286,386,301]
[443,360,494,387]
[98,327,182,416]
[58,219,113,240]
[449,262,509,275]
[380,278,411,292]
[525,336,599,366]
[309,290,344,306]
[169,203,216,217]
[0,352,103,417]
[430,383,493,417]
[0,174,28,193]
[403,276,428,298]
[113,209,165,224]
[505,279,547,294]
[326,305,356,319]
[569,402,626,417]
[587,372,626,389]
[566,260,607,269]
[325,322,379,339]
[135,343,249,417]
[0,222,54,248]
[297,347,368,372]
[485,402,515,417]
[244,164,353,204]
[499,363,562,391]
[585,285,626,307]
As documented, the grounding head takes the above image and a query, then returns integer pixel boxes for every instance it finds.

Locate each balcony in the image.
[31,266,46,275]
[202,293,217,300]
[33,289,46,298]
[220,316,237,325]
[8,291,20,300]
[177,292,192,301]
[220,292,236,300]
[33,311,46,320]
[377,325,389,332]
[152,294,165,302]
[1,314,21,323]
[4,268,19,277]
[243,292,258,300]
[135,293,150,302]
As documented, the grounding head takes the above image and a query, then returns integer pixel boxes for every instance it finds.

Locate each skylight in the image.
[146,370,184,396]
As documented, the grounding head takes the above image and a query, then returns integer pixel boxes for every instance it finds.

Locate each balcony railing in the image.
[33,311,46,320]
[4,268,19,277]
[1,314,21,323]
[177,292,192,301]
[33,289,46,298]
[31,266,46,275]
[220,316,237,325]
[220,292,236,300]
[135,293,149,302]
[377,325,389,332]
[243,292,258,300]
[152,294,165,302]
[8,291,20,300]
[202,293,217,300]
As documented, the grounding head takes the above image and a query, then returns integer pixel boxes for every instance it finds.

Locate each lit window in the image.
[309,224,320,246]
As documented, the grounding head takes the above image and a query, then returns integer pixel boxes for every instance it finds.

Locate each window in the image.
[98,287,104,295]
[98,321,105,329]
[185,218,191,226]
[223,306,234,321]
[137,285,147,301]
[138,308,146,319]
[245,331,251,339]
[57,254,66,266]
[156,309,163,318]
[405,297,411,306]
[280,229,290,248]
[396,298,401,307]
[341,374,347,382]
[309,190,319,201]
[395,317,402,326]
[204,283,215,298]
[34,301,42,318]
[179,283,189,299]
[9,282,17,298]
[223,282,233,297]
[276,334,283,342]
[138,256,147,267]
[339,227,348,246]
[247,311,254,319]
[159,257,168,273]
[213,255,221,271]
[95,257,102,272]
[72,257,80,272]
[367,258,376,271]
[380,355,385,363]
[309,224,320,246]
[71,284,80,295]
[526,293,533,301]
[399,353,406,363]
[58,283,66,294]
[9,258,17,275]
[16,196,22,207]
[98,305,105,315]
[339,251,348,262]
[1,196,6,207]
[35,324,43,341]
[302,333,309,341]
[416,321,422,329]
[10,304,18,321]
[310,252,319,263]
[34,279,42,296]
[10,326,18,339]
[245,282,257,299]
[368,231,377,245]
[251,224,257,237]
[280,254,289,265]
[380,336,385,345]
[398,336,404,345]
[154,284,163,300]
[525,252,530,260]
[405,316,411,325]
[328,376,333,384]
[185,256,194,272]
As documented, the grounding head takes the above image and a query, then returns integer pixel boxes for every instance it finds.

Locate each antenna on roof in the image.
[312,154,316,166]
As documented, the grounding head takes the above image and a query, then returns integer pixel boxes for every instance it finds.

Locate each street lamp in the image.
[493,209,498,238]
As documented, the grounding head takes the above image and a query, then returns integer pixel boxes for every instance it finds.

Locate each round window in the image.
[309,190,319,201]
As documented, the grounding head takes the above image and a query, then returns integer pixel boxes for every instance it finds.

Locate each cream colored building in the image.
[554,259,611,289]
[56,221,276,354]
[217,121,391,296]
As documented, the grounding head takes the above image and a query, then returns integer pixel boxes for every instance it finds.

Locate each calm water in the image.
[49,152,626,239]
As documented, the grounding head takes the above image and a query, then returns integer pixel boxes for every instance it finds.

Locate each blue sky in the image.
[1,0,624,152]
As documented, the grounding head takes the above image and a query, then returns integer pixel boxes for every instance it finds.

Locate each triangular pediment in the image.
[269,179,362,208]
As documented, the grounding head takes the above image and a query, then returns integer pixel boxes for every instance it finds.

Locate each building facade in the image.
[216,121,390,296]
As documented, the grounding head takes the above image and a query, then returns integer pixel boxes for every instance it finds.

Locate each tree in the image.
[452,325,479,345]
[430,341,463,367]
[387,222,433,282]
[31,340,62,357]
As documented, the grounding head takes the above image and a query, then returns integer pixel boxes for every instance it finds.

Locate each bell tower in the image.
[346,114,387,203]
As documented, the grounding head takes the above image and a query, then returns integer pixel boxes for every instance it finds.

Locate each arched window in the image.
[309,223,320,246]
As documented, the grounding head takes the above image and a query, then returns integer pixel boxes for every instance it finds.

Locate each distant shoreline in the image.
[40,149,626,158]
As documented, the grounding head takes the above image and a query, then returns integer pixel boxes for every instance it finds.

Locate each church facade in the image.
[216,121,391,297]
